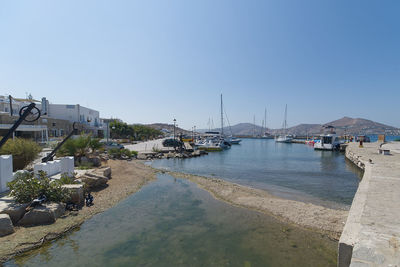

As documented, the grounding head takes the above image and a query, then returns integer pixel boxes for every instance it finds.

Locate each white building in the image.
[0,95,104,139]
[42,100,101,128]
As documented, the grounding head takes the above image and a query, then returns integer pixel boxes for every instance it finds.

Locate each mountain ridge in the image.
[196,117,400,136]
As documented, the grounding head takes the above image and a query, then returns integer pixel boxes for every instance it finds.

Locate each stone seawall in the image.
[339,142,400,267]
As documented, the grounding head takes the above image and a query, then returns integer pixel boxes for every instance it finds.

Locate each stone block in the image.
[18,202,65,226]
[0,155,13,192]
[62,184,84,205]
[0,214,14,237]
[60,157,74,176]
[0,196,28,224]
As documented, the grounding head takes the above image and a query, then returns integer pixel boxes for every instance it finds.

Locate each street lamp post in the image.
[173,118,176,140]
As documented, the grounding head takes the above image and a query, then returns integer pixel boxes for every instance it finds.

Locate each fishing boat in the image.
[314,125,341,150]
[196,139,224,151]
[314,134,341,150]
[275,104,293,143]
[229,137,242,144]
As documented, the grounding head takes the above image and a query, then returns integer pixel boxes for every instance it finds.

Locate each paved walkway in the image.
[124,139,172,153]
[339,142,400,266]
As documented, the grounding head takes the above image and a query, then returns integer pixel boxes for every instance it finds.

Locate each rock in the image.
[192,150,201,157]
[137,153,147,160]
[166,152,174,159]
[0,196,28,224]
[18,203,65,226]
[101,167,112,179]
[62,184,84,206]
[81,172,108,189]
[89,156,101,167]
[0,214,14,236]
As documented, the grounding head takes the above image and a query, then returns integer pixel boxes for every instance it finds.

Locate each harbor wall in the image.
[339,142,400,266]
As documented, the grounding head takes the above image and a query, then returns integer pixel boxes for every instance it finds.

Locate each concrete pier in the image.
[339,142,400,266]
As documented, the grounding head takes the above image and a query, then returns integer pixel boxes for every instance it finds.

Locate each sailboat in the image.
[195,94,232,150]
[275,104,293,143]
[261,107,273,139]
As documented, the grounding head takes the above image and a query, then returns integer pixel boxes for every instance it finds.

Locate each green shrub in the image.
[130,150,138,157]
[57,135,103,162]
[108,148,122,159]
[58,173,79,184]
[0,138,42,171]
[7,171,70,204]
[122,149,132,158]
[77,162,94,170]
[108,148,135,159]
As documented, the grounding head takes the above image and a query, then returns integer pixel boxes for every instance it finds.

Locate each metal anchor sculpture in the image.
[0,102,41,149]
[42,122,78,163]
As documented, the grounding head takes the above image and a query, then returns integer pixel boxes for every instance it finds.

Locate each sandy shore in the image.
[0,160,156,263]
[164,170,348,240]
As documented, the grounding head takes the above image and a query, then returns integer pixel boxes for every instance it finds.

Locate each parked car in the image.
[102,141,124,150]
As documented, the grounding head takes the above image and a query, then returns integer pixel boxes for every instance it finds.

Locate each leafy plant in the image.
[109,120,163,141]
[7,171,70,204]
[77,162,94,170]
[108,148,135,159]
[0,138,42,171]
[58,173,79,184]
[57,135,103,163]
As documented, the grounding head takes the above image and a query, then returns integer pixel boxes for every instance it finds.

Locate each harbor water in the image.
[152,138,362,208]
[6,174,337,267]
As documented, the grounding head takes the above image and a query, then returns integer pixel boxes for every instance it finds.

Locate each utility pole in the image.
[173,118,176,140]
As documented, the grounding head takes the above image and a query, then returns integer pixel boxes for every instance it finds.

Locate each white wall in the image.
[0,155,13,193]
[46,104,100,127]
[34,157,74,178]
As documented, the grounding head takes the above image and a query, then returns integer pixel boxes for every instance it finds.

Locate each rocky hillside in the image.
[285,117,400,136]
[198,117,400,136]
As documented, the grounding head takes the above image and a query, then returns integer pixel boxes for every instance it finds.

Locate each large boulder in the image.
[137,153,147,160]
[62,184,84,206]
[18,203,65,226]
[81,172,108,189]
[0,214,14,237]
[0,196,28,224]
[88,156,101,167]
[94,167,111,179]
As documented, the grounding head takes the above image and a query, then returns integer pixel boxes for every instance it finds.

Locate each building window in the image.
[66,105,75,109]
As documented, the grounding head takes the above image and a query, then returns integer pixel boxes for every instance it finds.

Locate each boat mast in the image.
[264,107,267,135]
[253,115,256,137]
[220,94,224,136]
[283,104,287,135]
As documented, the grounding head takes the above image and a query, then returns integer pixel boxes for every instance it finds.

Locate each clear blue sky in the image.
[1,0,399,130]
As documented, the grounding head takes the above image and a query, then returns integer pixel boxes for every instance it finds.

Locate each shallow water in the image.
[6,174,337,267]
[151,139,362,208]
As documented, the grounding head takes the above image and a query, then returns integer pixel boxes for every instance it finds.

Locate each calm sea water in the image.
[151,139,363,208]
[7,174,337,267]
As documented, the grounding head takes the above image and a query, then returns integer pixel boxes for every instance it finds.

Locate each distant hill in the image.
[146,123,192,135]
[284,117,400,136]
[198,123,270,136]
[198,117,400,136]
